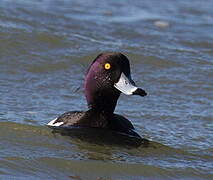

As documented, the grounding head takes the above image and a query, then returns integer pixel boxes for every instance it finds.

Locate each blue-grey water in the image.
[0,0,213,179]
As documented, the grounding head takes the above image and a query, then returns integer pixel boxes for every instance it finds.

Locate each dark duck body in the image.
[47,53,147,140]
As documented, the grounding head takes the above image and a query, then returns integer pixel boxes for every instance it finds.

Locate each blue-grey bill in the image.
[114,73,138,95]
[114,73,147,97]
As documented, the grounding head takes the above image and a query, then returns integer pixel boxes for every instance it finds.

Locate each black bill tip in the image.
[133,88,147,97]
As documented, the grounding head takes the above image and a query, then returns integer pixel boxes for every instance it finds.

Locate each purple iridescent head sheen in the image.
[84,53,147,112]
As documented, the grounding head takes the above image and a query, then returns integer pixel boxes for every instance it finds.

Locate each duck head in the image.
[84,53,147,113]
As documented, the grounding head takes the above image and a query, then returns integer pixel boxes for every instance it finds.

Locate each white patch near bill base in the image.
[47,118,64,127]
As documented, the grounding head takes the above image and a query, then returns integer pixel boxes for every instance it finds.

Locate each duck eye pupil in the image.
[104,63,111,70]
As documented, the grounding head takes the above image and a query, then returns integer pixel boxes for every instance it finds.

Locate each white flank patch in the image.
[47,118,64,127]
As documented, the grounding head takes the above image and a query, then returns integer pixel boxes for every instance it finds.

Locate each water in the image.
[0,0,212,179]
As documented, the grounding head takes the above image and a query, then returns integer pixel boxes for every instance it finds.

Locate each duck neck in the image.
[87,91,120,115]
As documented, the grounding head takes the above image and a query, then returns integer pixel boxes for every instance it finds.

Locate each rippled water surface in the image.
[0,0,213,179]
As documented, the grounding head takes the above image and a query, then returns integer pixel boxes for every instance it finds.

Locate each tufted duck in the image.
[47,52,147,139]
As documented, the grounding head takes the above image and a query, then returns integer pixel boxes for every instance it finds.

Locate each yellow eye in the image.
[104,63,111,70]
